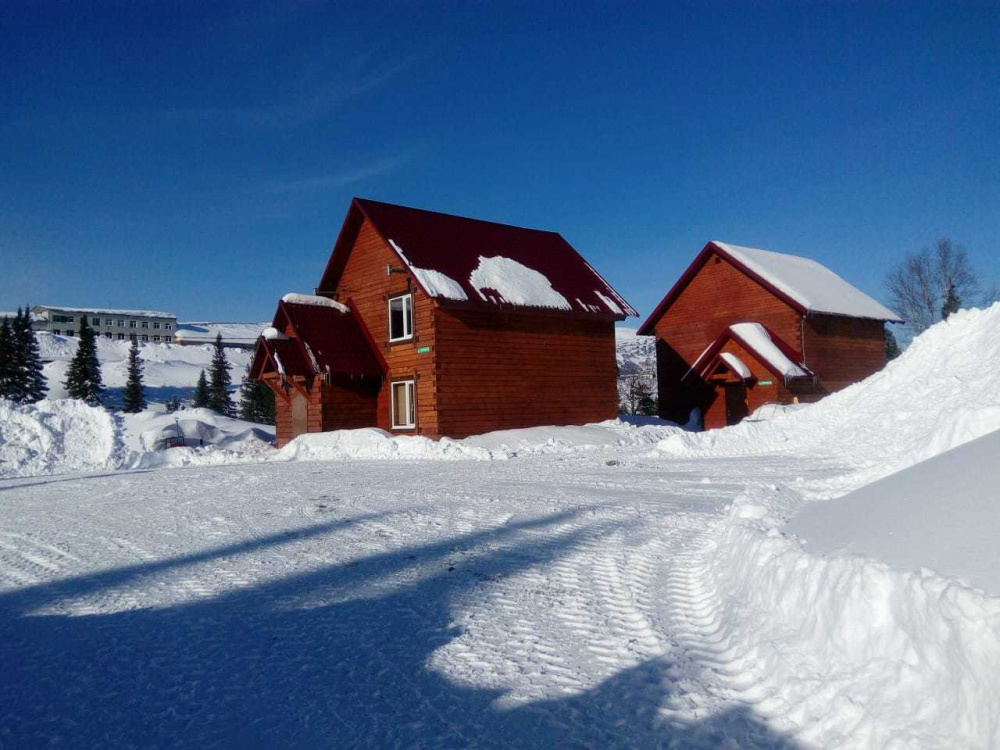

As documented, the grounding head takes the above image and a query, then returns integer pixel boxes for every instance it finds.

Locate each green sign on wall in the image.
[416,345,431,354]
[758,379,773,386]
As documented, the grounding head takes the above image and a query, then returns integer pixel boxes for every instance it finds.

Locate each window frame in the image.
[129,320,137,328]
[390,379,416,430]
[387,293,414,343]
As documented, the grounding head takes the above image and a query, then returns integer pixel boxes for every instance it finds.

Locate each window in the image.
[92,317,101,325]
[164,323,172,331]
[129,333,137,341]
[52,329,61,336]
[153,322,161,329]
[105,319,113,326]
[66,331,75,337]
[118,320,125,327]
[391,380,416,429]
[388,294,413,342]
[141,334,149,342]
[104,332,113,339]
[129,321,137,328]
[117,333,125,340]
[53,314,74,323]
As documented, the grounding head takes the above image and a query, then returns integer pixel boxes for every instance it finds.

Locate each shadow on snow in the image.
[0,506,800,749]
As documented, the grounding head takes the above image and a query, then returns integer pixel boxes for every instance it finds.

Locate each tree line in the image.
[1,312,273,425]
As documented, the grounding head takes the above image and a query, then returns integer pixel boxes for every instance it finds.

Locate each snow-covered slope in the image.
[38,331,254,406]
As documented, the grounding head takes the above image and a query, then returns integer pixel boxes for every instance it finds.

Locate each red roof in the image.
[250,299,385,382]
[682,322,814,384]
[318,198,636,319]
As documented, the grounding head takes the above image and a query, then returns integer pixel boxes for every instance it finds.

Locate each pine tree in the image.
[238,363,275,425]
[885,326,901,361]
[63,316,103,406]
[941,281,961,319]
[4,308,29,403]
[14,306,47,403]
[121,339,147,413]
[192,370,211,409]
[207,333,234,416]
[0,315,14,400]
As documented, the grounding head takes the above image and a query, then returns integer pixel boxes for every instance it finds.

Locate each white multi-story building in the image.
[31,305,178,344]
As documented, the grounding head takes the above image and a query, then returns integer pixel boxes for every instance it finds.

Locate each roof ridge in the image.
[354,197,563,237]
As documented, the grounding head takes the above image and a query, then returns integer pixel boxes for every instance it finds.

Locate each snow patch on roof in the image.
[730,322,809,378]
[469,256,571,311]
[37,305,176,318]
[713,242,903,322]
[594,290,623,316]
[262,327,286,341]
[388,239,469,301]
[719,352,752,380]
[281,293,349,313]
[175,322,267,343]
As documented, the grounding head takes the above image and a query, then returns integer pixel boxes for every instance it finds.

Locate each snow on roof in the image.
[36,305,176,318]
[712,242,902,322]
[320,198,636,318]
[389,241,468,301]
[174,322,268,343]
[729,322,810,378]
[262,327,287,340]
[719,352,752,380]
[468,256,571,311]
[281,293,350,313]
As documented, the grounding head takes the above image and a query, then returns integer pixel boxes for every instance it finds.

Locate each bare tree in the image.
[620,373,656,416]
[884,238,981,333]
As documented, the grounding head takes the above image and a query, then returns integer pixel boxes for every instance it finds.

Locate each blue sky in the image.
[2,2,998,324]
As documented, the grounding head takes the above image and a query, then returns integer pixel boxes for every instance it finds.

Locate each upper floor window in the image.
[129,321,137,328]
[153,322,161,329]
[53,314,74,323]
[92,317,101,326]
[105,319,113,326]
[388,294,413,342]
[164,323,172,331]
[141,321,149,329]
[118,319,125,327]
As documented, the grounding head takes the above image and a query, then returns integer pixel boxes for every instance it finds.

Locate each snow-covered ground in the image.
[38,331,254,406]
[1,306,999,748]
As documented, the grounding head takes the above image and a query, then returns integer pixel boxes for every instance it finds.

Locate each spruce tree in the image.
[4,309,29,403]
[885,326,901,361]
[238,363,275,425]
[14,306,47,403]
[941,281,961,320]
[207,333,234,416]
[192,370,211,409]
[0,316,14,400]
[63,316,103,405]
[121,339,147,413]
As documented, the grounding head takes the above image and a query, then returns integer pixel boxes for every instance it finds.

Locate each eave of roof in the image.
[683,322,813,385]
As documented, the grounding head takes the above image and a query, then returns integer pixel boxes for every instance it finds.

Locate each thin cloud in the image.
[263,152,419,194]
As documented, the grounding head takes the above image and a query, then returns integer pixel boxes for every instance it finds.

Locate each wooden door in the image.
[724,383,749,426]
[290,392,308,439]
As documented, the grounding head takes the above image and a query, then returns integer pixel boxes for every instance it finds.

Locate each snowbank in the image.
[275,419,682,464]
[706,488,1000,748]
[788,428,1000,594]
[658,304,1000,495]
[0,399,125,478]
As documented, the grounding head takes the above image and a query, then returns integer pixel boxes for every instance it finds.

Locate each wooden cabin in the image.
[637,241,902,430]
[252,198,636,447]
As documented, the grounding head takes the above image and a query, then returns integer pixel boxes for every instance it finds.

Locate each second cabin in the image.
[638,241,902,429]
[252,198,636,446]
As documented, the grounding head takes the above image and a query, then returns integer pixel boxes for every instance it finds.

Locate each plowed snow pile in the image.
[0,399,125,478]
[655,305,1000,749]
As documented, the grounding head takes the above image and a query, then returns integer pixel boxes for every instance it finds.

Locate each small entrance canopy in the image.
[250,294,385,387]
[683,322,813,385]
